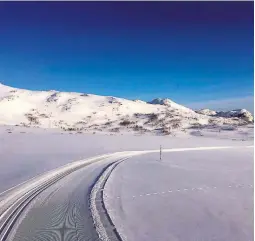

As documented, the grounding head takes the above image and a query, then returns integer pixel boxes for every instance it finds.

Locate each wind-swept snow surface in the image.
[104,148,253,241]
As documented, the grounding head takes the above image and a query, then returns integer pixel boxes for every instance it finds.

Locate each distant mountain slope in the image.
[196,108,253,122]
[0,83,253,134]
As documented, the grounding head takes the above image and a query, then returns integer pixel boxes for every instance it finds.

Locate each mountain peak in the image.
[148,98,174,106]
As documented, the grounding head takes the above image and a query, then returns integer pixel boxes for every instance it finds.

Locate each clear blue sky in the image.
[0,2,253,110]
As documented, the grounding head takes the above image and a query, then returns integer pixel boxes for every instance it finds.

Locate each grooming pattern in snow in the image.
[8,158,122,241]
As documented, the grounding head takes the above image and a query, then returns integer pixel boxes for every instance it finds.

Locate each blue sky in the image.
[0,2,253,111]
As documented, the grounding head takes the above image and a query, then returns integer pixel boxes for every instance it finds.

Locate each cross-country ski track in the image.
[0,145,253,241]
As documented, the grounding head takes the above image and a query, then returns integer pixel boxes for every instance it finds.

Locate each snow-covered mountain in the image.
[0,83,253,134]
[196,108,253,122]
[196,109,217,116]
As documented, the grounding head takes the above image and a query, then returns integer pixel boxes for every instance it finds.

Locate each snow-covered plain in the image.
[0,125,253,193]
[104,148,253,241]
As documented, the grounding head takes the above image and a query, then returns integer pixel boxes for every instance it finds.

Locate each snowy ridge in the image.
[90,158,128,241]
[90,164,112,241]
[0,83,253,134]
